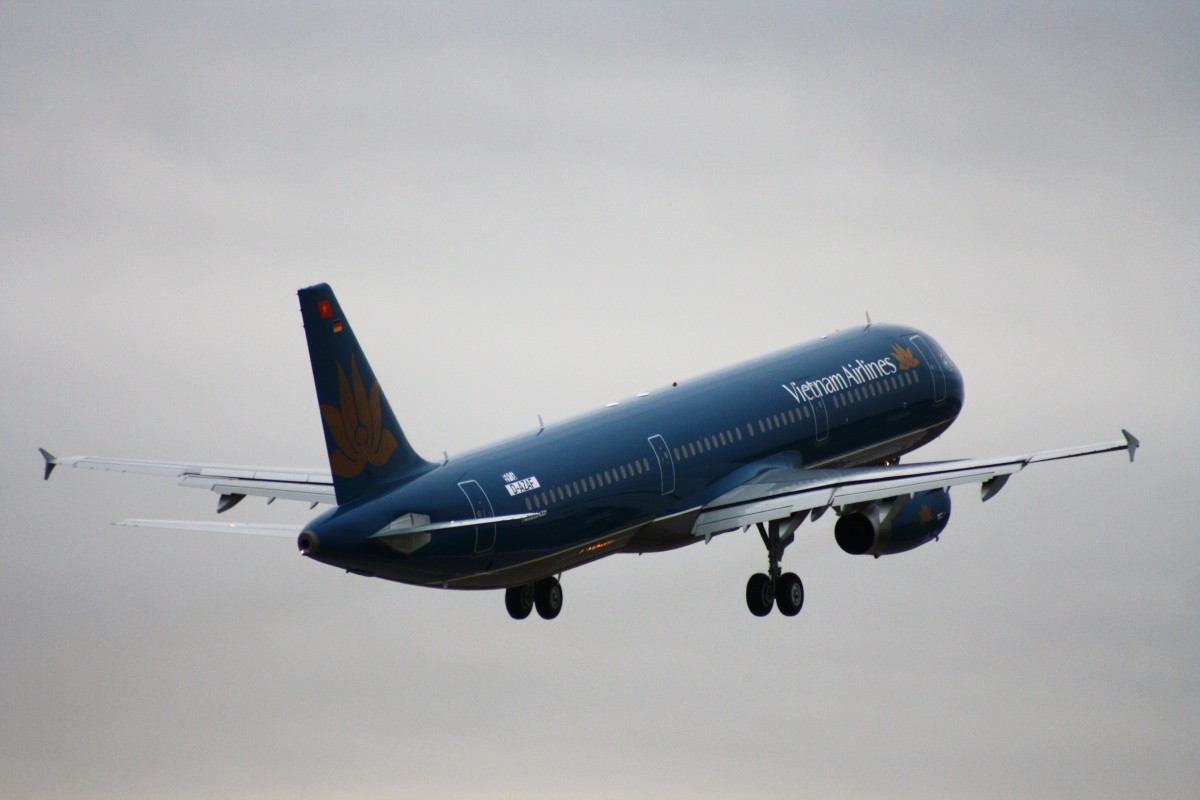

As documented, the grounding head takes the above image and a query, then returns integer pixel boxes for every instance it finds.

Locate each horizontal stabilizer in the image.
[370,511,544,539]
[116,519,303,537]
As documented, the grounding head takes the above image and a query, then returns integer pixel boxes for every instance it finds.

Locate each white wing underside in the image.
[41,452,335,505]
[691,431,1139,538]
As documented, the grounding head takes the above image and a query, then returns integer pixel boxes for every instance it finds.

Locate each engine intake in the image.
[834,489,951,557]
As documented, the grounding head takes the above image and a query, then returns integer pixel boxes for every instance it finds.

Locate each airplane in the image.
[42,283,1139,619]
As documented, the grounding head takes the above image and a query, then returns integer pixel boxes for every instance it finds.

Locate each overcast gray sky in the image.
[3,2,1198,798]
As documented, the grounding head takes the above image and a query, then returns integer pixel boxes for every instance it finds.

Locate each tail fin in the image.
[298,283,432,505]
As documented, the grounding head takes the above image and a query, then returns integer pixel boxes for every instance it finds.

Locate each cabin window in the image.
[774,413,783,427]
[563,485,572,499]
[572,480,580,494]
[618,465,627,480]
[527,497,535,510]
[747,423,755,437]
[643,457,651,471]
[672,447,681,461]
[717,432,726,446]
[735,428,743,441]
[912,371,920,382]
[705,437,714,451]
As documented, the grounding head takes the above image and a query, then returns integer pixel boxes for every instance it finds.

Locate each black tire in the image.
[534,577,563,620]
[776,572,804,617]
[505,584,534,620]
[746,572,774,617]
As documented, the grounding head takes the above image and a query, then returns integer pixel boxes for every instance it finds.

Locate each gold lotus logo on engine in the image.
[891,343,920,371]
[918,504,934,525]
[320,355,398,478]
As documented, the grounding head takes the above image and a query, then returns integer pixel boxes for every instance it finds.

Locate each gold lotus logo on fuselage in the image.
[320,356,398,478]
[891,343,920,371]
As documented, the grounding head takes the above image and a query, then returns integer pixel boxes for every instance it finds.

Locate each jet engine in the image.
[834,489,951,557]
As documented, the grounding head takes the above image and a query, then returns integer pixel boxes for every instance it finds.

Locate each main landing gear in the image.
[746,517,805,617]
[505,576,562,620]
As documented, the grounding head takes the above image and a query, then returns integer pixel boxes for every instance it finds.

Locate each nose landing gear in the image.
[745,517,805,617]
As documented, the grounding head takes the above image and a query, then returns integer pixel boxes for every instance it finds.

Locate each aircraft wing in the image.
[692,430,1139,539]
[40,449,335,509]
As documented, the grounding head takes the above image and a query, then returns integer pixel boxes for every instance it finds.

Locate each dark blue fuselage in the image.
[303,323,964,589]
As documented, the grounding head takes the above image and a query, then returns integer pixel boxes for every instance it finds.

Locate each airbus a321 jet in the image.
[42,284,1138,619]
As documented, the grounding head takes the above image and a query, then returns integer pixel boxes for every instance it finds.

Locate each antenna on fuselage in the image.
[537,414,545,436]
[865,311,872,330]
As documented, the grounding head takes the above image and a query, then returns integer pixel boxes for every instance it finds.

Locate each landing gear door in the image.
[457,480,496,553]
[908,334,946,404]
[647,434,675,495]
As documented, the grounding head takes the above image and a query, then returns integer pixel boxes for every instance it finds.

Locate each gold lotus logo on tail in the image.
[320,356,398,478]
[891,343,920,371]
[918,504,934,525]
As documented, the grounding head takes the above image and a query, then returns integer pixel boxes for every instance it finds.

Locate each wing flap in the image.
[177,476,334,505]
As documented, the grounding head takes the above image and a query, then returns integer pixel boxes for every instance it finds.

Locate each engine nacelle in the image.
[834,489,951,557]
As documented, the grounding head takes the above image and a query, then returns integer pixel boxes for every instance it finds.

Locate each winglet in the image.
[39,448,57,481]
[1122,429,1140,463]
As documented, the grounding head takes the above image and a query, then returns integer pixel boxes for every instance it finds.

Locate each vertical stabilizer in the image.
[298,283,432,505]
